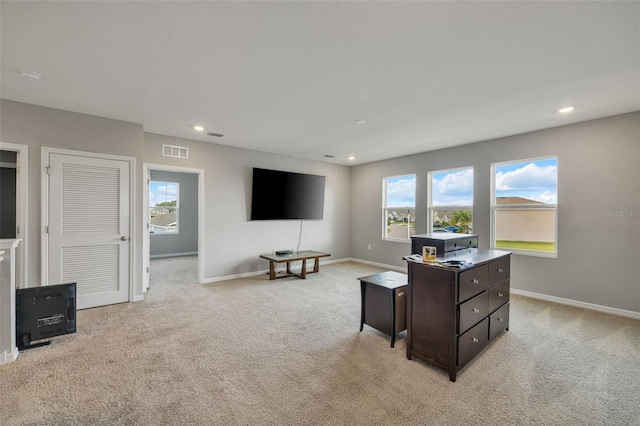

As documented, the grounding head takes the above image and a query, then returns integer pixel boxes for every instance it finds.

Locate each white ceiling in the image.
[1,1,639,166]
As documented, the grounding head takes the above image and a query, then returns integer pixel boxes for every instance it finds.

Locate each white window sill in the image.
[383,238,412,244]
[492,247,557,259]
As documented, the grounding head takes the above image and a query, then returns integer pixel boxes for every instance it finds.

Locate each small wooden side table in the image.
[357,271,408,348]
[259,250,330,280]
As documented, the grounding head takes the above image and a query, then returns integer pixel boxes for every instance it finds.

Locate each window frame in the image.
[382,174,416,243]
[427,166,474,234]
[149,180,180,235]
[490,156,558,258]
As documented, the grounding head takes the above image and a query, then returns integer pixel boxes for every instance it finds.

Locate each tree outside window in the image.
[492,157,558,256]
[383,174,416,241]
[429,167,473,234]
[150,181,179,234]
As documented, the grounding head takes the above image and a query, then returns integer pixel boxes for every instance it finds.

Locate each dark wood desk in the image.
[259,250,330,280]
[357,271,407,348]
[404,248,511,381]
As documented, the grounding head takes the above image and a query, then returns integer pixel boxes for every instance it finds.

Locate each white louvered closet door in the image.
[48,153,130,309]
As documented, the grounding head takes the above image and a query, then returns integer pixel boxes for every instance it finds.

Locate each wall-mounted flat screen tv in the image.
[251,168,325,220]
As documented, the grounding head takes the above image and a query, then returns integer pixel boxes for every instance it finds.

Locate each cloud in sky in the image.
[496,160,557,203]
[432,168,473,206]
[536,191,557,204]
[385,161,557,208]
[386,175,415,207]
[150,181,178,206]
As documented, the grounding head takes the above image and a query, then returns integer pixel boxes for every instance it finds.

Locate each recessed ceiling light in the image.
[193,125,205,131]
[355,119,366,124]
[20,69,41,81]
[558,106,574,113]
[348,156,355,161]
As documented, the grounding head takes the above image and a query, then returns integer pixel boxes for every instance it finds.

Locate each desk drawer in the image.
[458,291,489,334]
[488,257,510,286]
[488,280,510,313]
[457,317,489,367]
[458,264,488,303]
[489,302,510,340]
[444,236,478,252]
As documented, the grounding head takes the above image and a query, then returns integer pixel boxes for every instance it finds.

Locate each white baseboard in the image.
[511,288,640,320]
[0,347,19,365]
[133,295,144,302]
[198,257,637,320]
[150,252,198,259]
[348,258,406,273]
[202,270,266,283]
[347,259,638,320]
[201,257,356,284]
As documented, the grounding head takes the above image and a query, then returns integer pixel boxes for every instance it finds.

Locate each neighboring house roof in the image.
[496,197,545,205]
[151,210,177,228]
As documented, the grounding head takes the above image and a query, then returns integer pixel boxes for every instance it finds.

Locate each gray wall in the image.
[144,133,352,280]
[0,99,145,298]
[149,170,198,257]
[351,112,640,313]
[2,98,638,313]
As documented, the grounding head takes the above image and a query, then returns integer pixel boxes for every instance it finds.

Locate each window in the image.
[149,181,179,234]
[491,157,558,256]
[383,174,416,241]
[428,167,473,234]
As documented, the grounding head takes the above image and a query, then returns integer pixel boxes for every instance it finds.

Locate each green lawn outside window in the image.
[495,240,555,252]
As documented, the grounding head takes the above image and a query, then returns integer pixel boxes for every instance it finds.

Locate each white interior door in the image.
[46,152,130,309]
[143,168,150,292]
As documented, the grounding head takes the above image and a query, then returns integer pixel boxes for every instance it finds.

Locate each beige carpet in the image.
[1,257,639,425]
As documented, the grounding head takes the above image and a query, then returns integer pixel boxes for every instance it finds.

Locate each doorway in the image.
[0,143,28,289]
[143,164,204,292]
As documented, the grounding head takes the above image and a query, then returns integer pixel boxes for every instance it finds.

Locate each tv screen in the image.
[15,282,77,350]
[251,168,326,220]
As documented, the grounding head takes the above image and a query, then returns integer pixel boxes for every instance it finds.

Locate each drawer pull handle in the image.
[472,278,479,284]
[472,308,480,313]
[497,317,504,322]
[498,268,504,273]
[472,337,479,343]
[498,292,504,298]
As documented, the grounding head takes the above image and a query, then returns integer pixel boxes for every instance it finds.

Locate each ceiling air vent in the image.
[206,132,224,138]
[162,144,188,159]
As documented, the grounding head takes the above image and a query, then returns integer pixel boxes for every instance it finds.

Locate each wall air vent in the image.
[162,144,188,159]
[206,132,224,138]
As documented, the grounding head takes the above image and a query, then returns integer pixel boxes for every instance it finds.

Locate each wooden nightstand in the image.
[357,271,407,348]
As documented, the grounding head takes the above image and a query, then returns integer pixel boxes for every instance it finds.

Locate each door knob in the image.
[121,236,129,241]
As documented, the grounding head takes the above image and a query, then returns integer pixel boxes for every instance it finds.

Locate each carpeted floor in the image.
[1,256,639,425]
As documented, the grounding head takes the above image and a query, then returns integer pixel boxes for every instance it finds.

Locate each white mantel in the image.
[0,238,21,364]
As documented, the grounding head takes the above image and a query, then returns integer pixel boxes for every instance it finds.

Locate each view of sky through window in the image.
[495,158,557,204]
[386,175,416,207]
[150,181,178,206]
[150,181,179,234]
[431,168,473,206]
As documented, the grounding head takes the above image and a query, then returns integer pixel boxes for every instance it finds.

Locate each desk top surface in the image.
[357,271,408,289]
[260,250,331,262]
[404,248,511,270]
